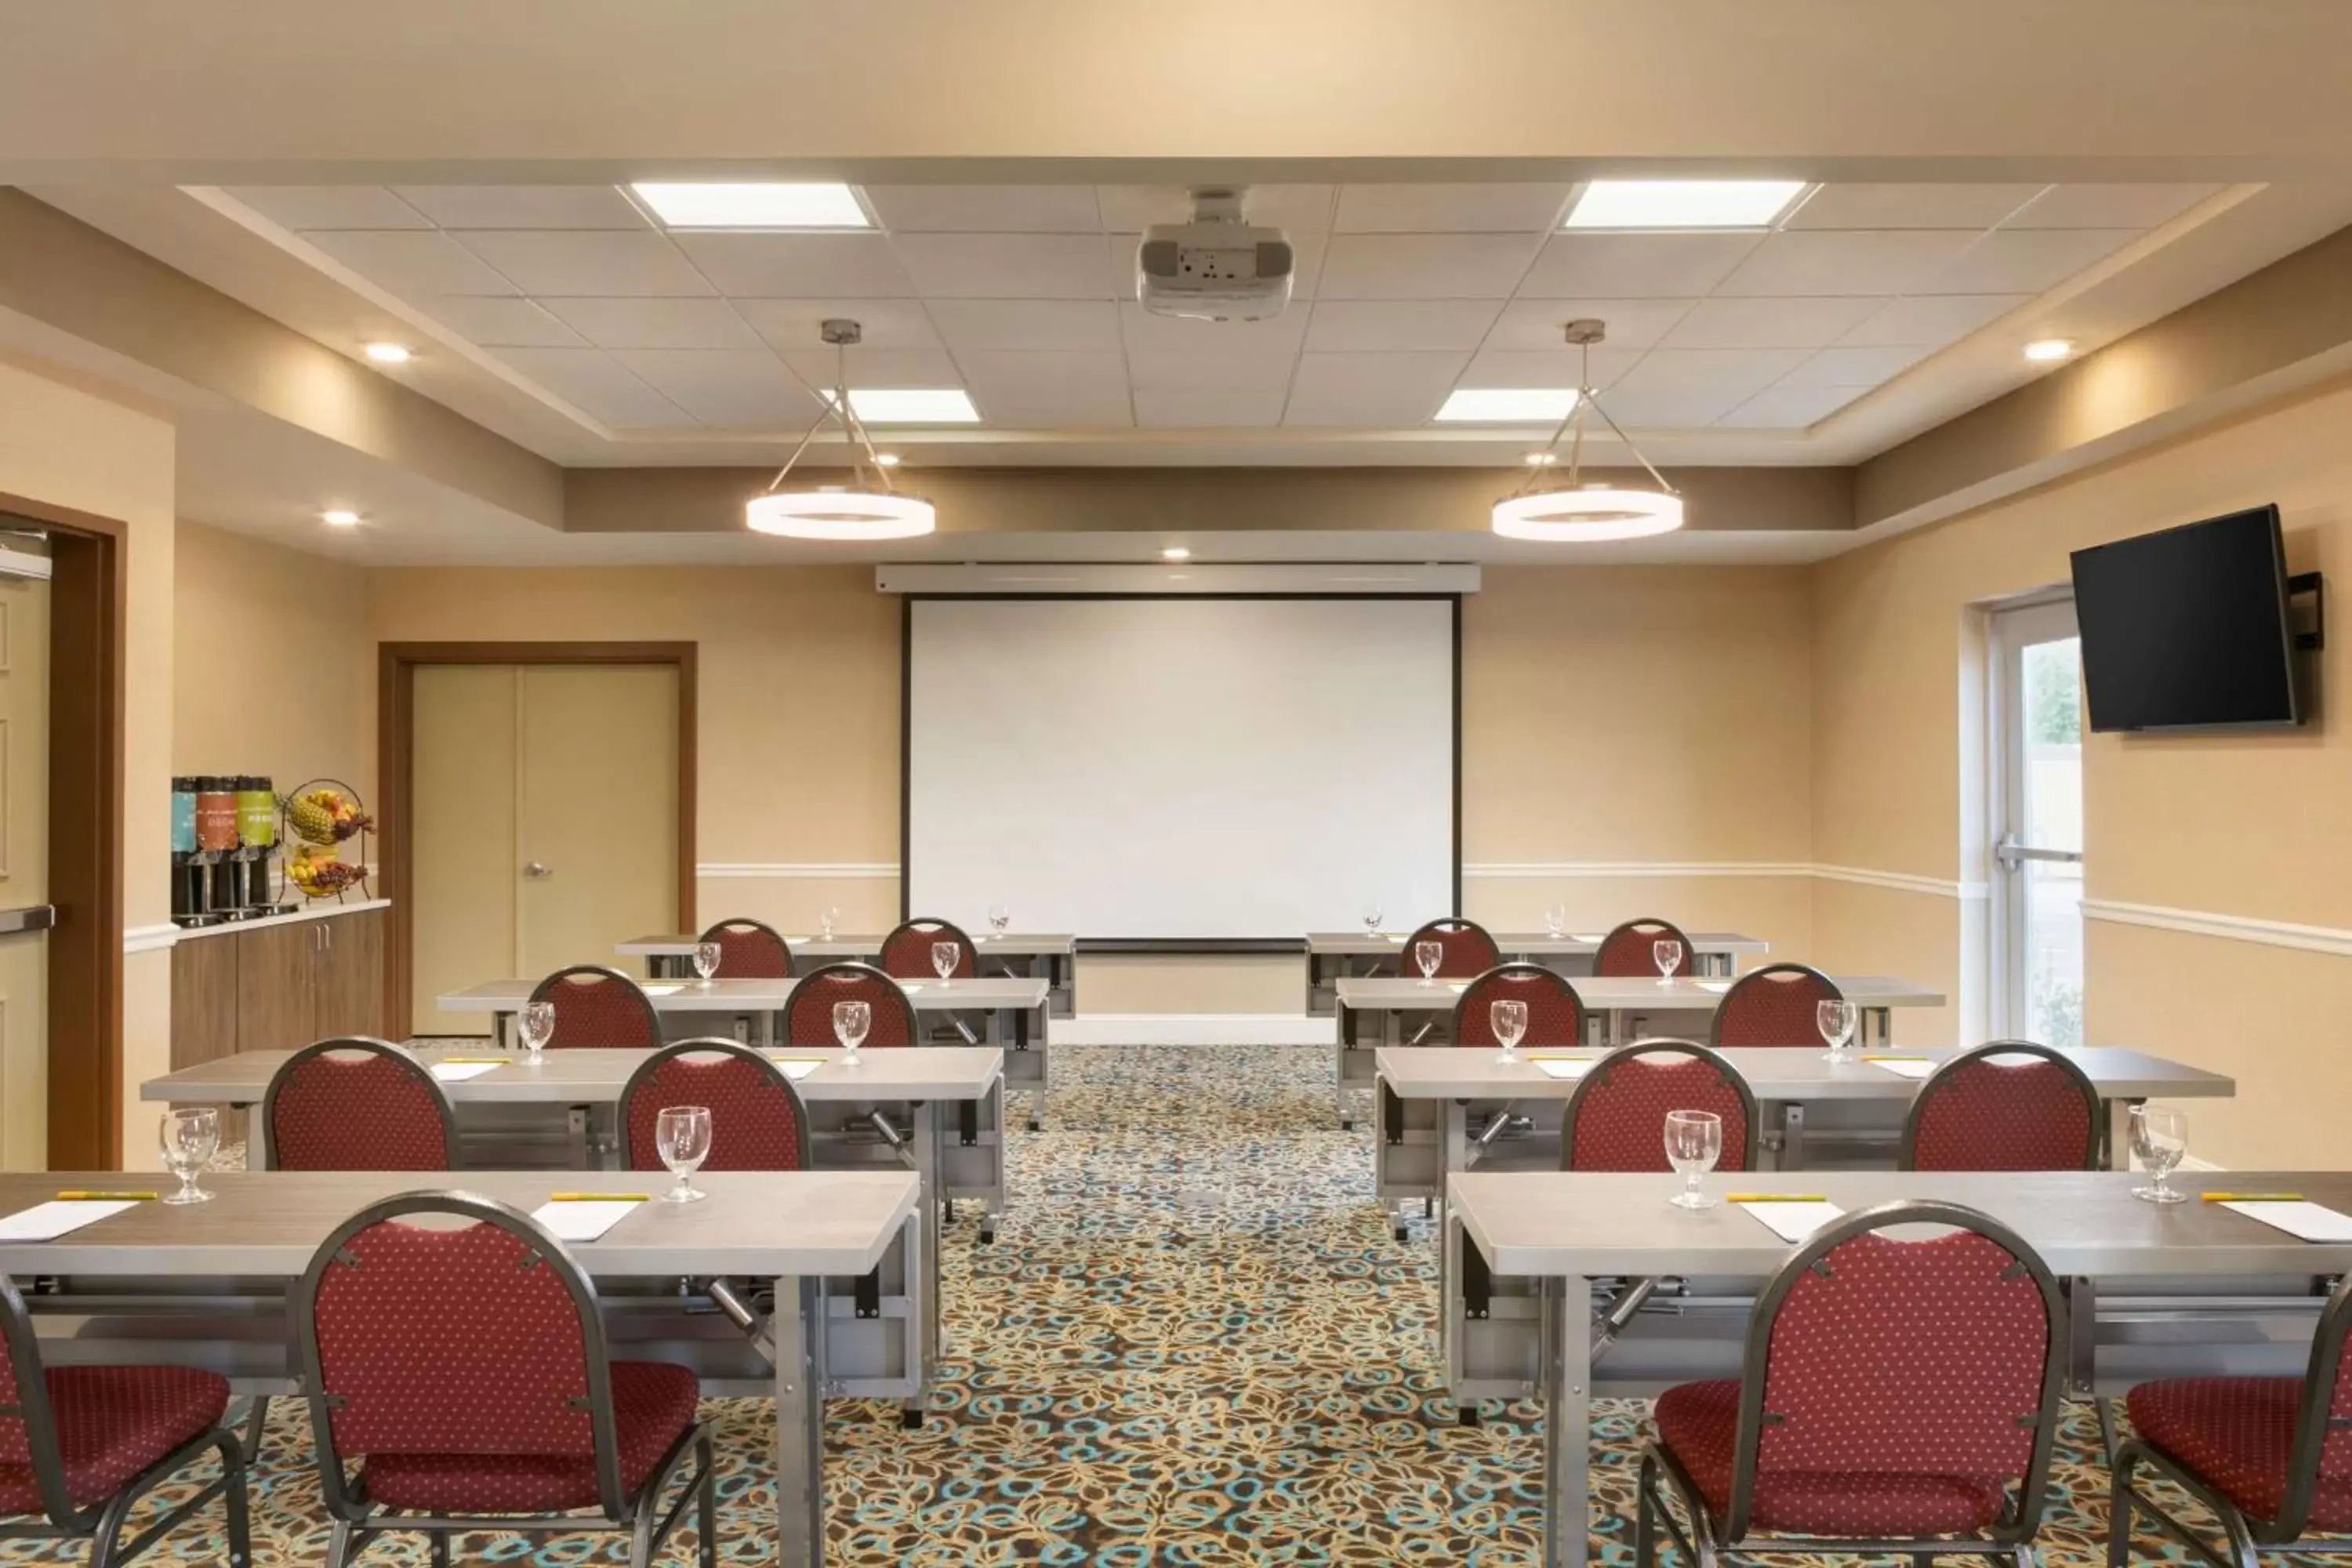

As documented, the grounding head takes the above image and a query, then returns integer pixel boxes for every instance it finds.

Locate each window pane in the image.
[2025,856,2084,1047]
[2021,637,2082,854]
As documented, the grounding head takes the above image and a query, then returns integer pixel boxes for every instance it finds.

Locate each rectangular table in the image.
[1305,929,1768,1013]
[618,931,1078,1018]
[438,975,1054,1129]
[1331,973,1946,1129]
[1452,1168,2352,1568]
[0,1169,917,1568]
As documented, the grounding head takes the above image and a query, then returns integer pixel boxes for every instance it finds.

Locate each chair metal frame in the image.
[695,917,794,978]
[1707,962,1846,1051]
[1897,1040,2101,1173]
[1560,1037,1761,1173]
[1595,916,1700,978]
[1638,1200,2067,1568]
[527,964,664,1050]
[784,961,919,1048]
[258,1036,460,1173]
[615,1036,811,1173]
[292,1192,714,1568]
[1448,961,1587,1049]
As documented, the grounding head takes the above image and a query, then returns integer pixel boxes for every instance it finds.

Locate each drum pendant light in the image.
[1490,319,1684,543]
[746,319,937,541]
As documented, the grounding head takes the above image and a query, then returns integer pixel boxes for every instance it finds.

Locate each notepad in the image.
[1530,1058,1593,1080]
[1866,1058,1936,1080]
[1696,980,1732,993]
[642,983,684,996]
[1572,934,1604,943]
[765,1056,825,1080]
[1448,982,1468,993]
[0,1199,138,1243]
[902,983,924,993]
[1733,1197,1843,1243]
[2219,1200,2352,1243]
[1383,934,1406,943]
[430,1061,503,1083]
[532,1199,641,1243]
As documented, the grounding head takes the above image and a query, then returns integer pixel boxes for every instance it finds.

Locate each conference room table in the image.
[1304,929,1769,1014]
[0,1168,916,1568]
[617,930,1079,1018]
[439,974,1055,1129]
[1451,1167,2352,1568]
[1330,973,1946,1129]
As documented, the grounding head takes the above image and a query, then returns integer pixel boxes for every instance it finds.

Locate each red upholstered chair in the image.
[784,962,916,1050]
[294,1194,714,1568]
[2111,1269,2352,1568]
[0,1273,249,1566]
[1710,963,1845,1049]
[696,918,793,979]
[1639,1201,2066,1568]
[619,1039,809,1173]
[529,964,663,1051]
[1900,1040,2101,1172]
[1451,964,1586,1050]
[1397,917,1503,980]
[1595,917,1697,978]
[1562,1040,1759,1172]
[260,1037,458,1172]
[879,917,977,982]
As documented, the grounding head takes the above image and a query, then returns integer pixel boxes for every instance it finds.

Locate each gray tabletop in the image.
[0,1170,919,1279]
[143,1044,1005,1106]
[1451,1168,2352,1279]
[617,932,1077,959]
[1374,1044,2233,1102]
[1309,931,1769,957]
[1337,974,1945,1012]
[438,975,1051,1013]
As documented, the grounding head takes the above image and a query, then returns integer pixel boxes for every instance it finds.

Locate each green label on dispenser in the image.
[237,792,278,847]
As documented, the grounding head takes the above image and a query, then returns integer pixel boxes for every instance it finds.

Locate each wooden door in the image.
[410,666,519,1036]
[0,572,47,1169]
[313,909,384,1040]
[234,920,318,1057]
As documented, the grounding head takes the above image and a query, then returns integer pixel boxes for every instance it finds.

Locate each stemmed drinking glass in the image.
[654,1105,712,1203]
[692,941,720,985]
[988,905,1011,939]
[1664,1109,1722,1210]
[1491,998,1529,1064]
[833,999,871,1065]
[1414,940,1443,988]
[160,1109,220,1205]
[1653,938,1685,985]
[818,906,840,941]
[2131,1105,2190,1204]
[1363,902,1385,941]
[932,941,958,989]
[1817,1000,1860,1064]
[1543,906,1567,938]
[517,1000,554,1065]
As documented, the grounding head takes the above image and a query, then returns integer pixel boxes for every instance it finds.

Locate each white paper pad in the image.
[429,1062,503,1083]
[532,1200,641,1243]
[1735,1199,1843,1243]
[1530,1058,1593,1080]
[1448,982,1468,993]
[642,983,684,996]
[2220,1200,2352,1243]
[902,982,924,993]
[1866,1058,1936,1080]
[1697,980,1732,993]
[765,1056,825,1081]
[0,1200,138,1242]
[1571,934,1604,943]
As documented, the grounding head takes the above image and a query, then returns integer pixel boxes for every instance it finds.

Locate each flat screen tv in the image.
[2070,505,2304,733]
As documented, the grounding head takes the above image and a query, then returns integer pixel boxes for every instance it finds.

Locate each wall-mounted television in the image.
[2070,505,2309,733]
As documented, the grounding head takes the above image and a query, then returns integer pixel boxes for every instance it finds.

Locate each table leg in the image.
[1541,1274,1593,1568]
[982,1080,1005,1242]
[2106,1097,2143,1170]
[757,1009,776,1048]
[493,1009,513,1051]
[1334,1004,1355,1129]
[916,1102,943,1381]
[1867,1005,1892,1049]
[772,1276,824,1568]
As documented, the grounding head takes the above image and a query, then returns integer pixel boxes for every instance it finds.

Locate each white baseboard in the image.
[1054,1013,1336,1047]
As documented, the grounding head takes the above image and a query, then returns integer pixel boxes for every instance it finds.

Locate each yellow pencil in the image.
[547,1192,650,1203]
[56,1190,158,1201]
[2201,1192,2303,1203]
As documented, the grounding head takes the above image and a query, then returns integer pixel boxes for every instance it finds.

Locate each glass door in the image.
[1992,597,2085,1045]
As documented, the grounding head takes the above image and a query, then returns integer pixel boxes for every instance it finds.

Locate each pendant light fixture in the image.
[746,319,937,540]
[1490,319,1684,542]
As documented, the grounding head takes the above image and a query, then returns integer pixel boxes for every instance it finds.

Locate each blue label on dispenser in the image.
[170,790,198,855]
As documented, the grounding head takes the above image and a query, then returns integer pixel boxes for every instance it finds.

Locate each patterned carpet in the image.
[0,1043,2324,1564]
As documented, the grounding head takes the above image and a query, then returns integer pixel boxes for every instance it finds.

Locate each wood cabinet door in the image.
[234,920,319,1056]
[168,936,241,1071]
[313,909,385,1040]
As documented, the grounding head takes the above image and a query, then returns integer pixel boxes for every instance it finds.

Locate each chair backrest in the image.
[1719,1200,2065,1544]
[261,1036,459,1172]
[1593,916,1697,978]
[1900,1041,2101,1172]
[295,1193,626,1519]
[878,917,977,981]
[528,964,662,1050]
[1398,917,1502,979]
[783,962,916,1049]
[1561,1039,1758,1172]
[0,1272,76,1523]
[696,918,793,979]
[1710,962,1845,1049]
[1451,964,1586,1050]
[619,1038,809,1172]
[2263,1269,2352,1537]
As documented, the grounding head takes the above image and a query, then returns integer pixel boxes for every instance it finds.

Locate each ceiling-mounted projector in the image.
[1135,188,1294,321]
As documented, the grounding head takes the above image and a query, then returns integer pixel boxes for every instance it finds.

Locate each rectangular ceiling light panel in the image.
[1564,180,1809,230]
[630,183,872,229]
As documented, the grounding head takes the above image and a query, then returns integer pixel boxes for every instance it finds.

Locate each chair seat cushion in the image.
[0,1365,229,1513]
[1655,1379,2010,1536]
[2129,1377,2352,1530]
[363,1361,699,1514]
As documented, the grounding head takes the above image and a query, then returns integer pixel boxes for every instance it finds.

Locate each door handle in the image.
[1994,833,2085,870]
[0,905,56,937]
[524,862,551,879]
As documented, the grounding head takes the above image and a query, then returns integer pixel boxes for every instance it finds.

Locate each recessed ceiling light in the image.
[1436,388,1580,423]
[2024,338,2075,362]
[823,389,981,424]
[363,342,412,365]
[630,183,869,230]
[1563,180,1808,230]
[321,509,361,527]
[1161,546,1192,561]
[873,452,902,467]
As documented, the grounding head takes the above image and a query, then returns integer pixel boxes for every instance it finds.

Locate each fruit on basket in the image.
[289,841,365,898]
[285,787,374,846]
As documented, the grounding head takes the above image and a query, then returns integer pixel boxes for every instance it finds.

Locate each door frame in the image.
[1984,593,2083,1039]
[0,490,125,1170]
[379,642,697,1040]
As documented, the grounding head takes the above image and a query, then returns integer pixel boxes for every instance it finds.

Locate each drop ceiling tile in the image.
[1583,384,1754,428]
[1120,300,1308,357]
[1926,228,2142,293]
[733,298,940,353]
[542,296,764,350]
[1332,183,1573,234]
[1484,299,1696,352]
[1317,234,1544,299]
[781,347,963,388]
[391,185,652,230]
[609,348,814,425]
[671,233,916,297]
[958,353,1132,426]
[1518,232,1764,298]
[926,299,1121,354]
[1661,296,1886,350]
[1101,231,1329,302]
[1094,185,1336,233]
[304,230,523,296]
[1457,348,1643,389]
[1779,343,1935,387]
[1716,383,1871,428]
[1124,347,1299,393]
[891,233,1110,299]
[1615,348,1812,392]
[1838,293,2029,346]
[1304,300,1504,352]
[221,186,432,230]
[863,185,1104,233]
[1784,183,2045,230]
[1715,230,1977,297]
[1132,388,1289,427]
[1281,350,1467,423]
[453,230,713,296]
[423,296,586,347]
[489,347,699,427]
[2007,183,2220,229]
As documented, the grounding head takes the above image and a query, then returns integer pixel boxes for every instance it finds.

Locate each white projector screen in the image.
[905,596,1456,940]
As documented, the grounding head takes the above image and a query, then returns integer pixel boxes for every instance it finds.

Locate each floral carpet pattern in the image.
[0,1043,2325,1564]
